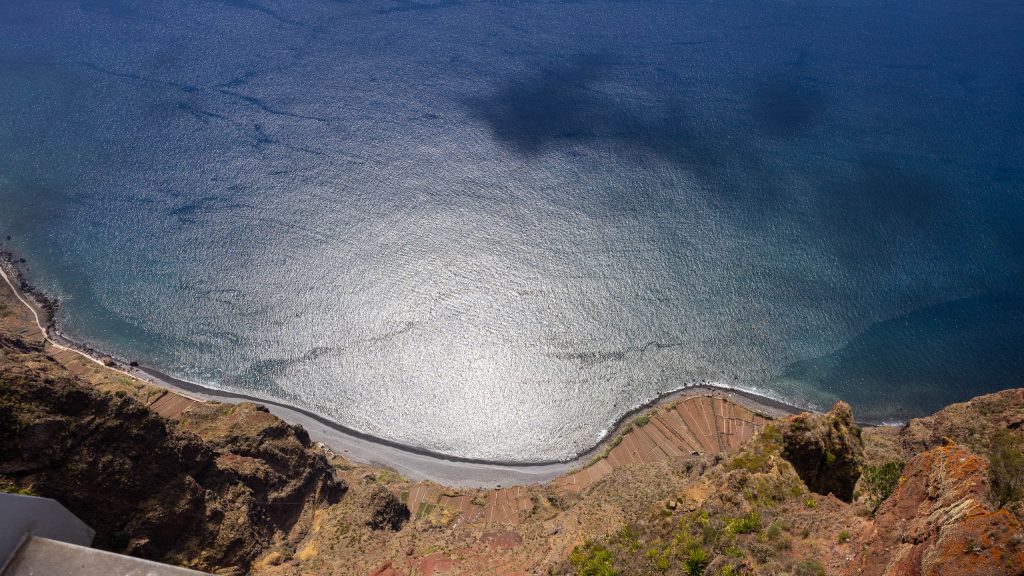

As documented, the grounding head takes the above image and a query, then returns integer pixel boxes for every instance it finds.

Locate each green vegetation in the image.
[618,526,642,553]
[569,542,617,576]
[415,502,436,518]
[566,504,804,575]
[990,429,1024,508]
[644,546,672,572]
[727,425,782,473]
[793,559,827,576]
[762,521,792,551]
[634,414,651,428]
[724,511,761,536]
[372,468,403,484]
[0,302,9,316]
[742,474,804,509]
[683,544,709,575]
[860,460,905,513]
[0,477,35,496]
[560,420,824,575]
[838,530,852,543]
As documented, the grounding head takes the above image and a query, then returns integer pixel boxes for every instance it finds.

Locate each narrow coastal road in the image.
[0,260,791,490]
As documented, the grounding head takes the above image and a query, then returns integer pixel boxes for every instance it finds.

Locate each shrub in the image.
[861,461,905,513]
[618,526,642,553]
[725,511,761,535]
[990,429,1024,508]
[838,530,851,543]
[727,426,782,473]
[684,544,709,576]
[645,547,672,572]
[700,520,721,547]
[634,415,651,427]
[764,522,791,550]
[743,474,802,508]
[570,542,617,576]
[0,478,35,496]
[793,559,826,576]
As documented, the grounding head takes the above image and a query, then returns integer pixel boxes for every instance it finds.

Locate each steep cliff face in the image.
[779,401,865,502]
[0,340,345,575]
[901,388,1024,456]
[855,441,1024,576]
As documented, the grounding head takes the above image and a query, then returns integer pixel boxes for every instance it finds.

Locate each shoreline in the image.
[0,247,803,487]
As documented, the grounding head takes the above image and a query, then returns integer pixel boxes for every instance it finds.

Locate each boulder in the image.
[360,484,410,531]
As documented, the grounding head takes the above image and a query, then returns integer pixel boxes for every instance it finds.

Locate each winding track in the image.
[0,263,206,403]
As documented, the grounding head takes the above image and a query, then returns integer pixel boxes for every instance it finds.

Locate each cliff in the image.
[0,333,345,575]
[2,272,1024,575]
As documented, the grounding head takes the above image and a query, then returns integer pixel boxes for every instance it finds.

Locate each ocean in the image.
[1,0,1022,462]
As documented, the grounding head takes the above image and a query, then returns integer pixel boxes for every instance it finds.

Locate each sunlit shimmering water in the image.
[1,0,1023,461]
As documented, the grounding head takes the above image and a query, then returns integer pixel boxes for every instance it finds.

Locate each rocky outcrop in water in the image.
[779,400,865,502]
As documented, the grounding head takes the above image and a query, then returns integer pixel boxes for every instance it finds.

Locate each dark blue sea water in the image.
[1,0,1022,462]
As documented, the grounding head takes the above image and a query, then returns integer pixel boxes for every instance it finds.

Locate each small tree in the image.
[990,429,1024,508]
[860,461,904,513]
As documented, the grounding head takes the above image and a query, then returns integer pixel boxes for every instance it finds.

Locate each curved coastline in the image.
[0,248,803,487]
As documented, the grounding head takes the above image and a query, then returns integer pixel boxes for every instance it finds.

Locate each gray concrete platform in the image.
[2,536,209,576]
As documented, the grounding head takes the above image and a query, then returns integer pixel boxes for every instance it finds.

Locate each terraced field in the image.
[141,387,770,527]
[399,394,771,526]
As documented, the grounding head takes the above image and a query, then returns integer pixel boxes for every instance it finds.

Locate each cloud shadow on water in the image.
[464,54,717,169]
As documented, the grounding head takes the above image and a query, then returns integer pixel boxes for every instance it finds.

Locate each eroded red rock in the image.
[855,442,1024,576]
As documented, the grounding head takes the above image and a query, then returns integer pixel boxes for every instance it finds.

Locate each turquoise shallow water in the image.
[0,0,1022,461]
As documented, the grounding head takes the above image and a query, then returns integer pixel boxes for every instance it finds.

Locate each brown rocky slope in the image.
[0,333,345,575]
[855,440,1024,576]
